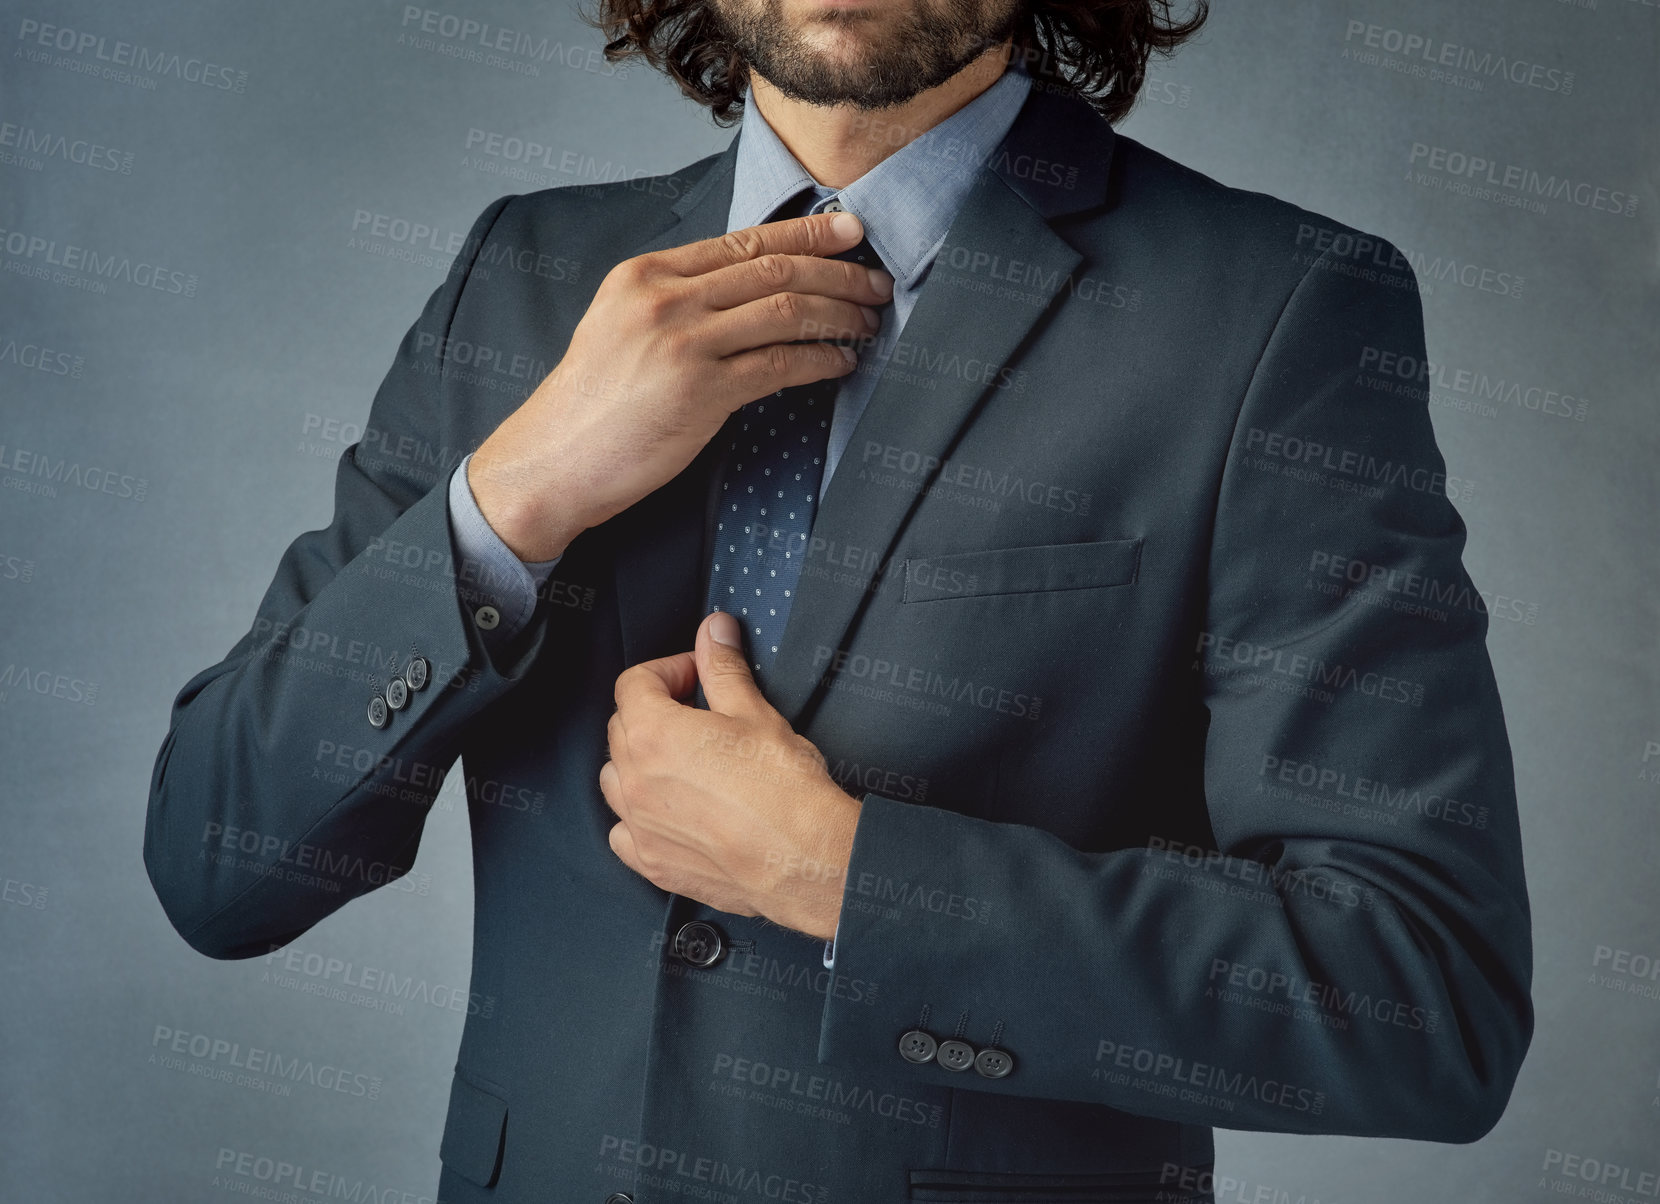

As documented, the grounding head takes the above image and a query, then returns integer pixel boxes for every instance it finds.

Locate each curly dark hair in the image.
[579,0,1208,126]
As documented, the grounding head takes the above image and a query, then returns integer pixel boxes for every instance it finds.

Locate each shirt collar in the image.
[726,63,1032,290]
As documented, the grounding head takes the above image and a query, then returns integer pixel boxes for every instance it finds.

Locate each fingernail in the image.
[866,268,893,298]
[859,304,880,329]
[710,610,742,647]
[831,211,862,240]
[838,344,857,364]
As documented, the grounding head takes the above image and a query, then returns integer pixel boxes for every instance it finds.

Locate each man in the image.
[144,0,1534,1199]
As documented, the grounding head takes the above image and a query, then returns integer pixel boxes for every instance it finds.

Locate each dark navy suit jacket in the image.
[145,77,1533,1204]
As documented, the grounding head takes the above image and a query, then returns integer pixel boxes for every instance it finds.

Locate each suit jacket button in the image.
[898,1030,937,1064]
[936,1040,975,1072]
[673,920,725,967]
[404,655,429,691]
[385,676,409,710]
[367,695,389,729]
[604,1194,634,1204]
[974,1047,1014,1079]
[474,605,500,631]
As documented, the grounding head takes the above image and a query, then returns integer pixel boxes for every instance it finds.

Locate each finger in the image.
[614,652,699,714]
[598,758,626,821]
[702,292,882,360]
[608,820,642,873]
[699,251,894,314]
[697,611,776,722]
[717,338,860,404]
[660,210,865,278]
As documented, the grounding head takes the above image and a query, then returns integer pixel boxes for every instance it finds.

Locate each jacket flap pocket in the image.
[901,538,1142,603]
[439,1068,508,1187]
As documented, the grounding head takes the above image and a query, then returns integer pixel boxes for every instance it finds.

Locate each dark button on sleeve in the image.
[936,1040,975,1072]
[973,1047,1013,1079]
[898,1030,938,1064]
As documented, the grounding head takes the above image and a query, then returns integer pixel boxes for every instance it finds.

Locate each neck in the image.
[748,42,1012,189]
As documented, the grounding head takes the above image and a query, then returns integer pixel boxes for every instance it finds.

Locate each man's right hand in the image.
[466,209,895,563]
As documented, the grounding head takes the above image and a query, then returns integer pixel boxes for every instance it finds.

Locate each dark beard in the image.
[711,0,1019,110]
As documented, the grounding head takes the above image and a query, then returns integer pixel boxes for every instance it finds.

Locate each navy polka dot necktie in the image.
[704,189,888,694]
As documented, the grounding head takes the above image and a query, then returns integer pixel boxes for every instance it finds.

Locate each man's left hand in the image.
[600,610,860,942]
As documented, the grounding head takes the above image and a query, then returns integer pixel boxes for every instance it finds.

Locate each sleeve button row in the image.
[365,656,430,729]
[897,1029,1014,1078]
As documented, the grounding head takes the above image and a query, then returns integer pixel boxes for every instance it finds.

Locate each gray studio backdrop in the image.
[2,0,1656,1199]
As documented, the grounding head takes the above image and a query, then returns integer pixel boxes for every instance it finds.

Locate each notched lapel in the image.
[766,85,1116,729]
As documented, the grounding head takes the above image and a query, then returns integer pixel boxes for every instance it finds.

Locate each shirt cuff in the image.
[447,452,563,648]
[822,924,838,969]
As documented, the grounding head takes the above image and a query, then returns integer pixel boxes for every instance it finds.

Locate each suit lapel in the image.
[766,84,1117,727]
[611,143,743,671]
[610,82,1120,725]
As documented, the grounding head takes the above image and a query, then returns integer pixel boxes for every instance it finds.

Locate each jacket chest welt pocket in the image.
[908,1167,1204,1202]
[439,1067,509,1187]
[900,538,1142,603]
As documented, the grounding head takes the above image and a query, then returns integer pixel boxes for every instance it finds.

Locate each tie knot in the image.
[767,189,887,278]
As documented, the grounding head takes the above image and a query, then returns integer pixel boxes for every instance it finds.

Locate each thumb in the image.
[697,610,773,720]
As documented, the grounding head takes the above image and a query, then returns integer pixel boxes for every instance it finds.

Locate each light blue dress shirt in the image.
[446,63,1033,968]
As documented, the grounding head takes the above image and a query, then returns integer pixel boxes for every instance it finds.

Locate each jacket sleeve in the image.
[144,192,555,960]
[815,240,1533,1143]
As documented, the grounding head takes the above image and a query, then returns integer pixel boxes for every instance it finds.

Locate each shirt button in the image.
[672,920,726,967]
[366,695,389,729]
[821,198,844,212]
[474,605,500,631]
[404,655,430,691]
[936,1039,976,1072]
[974,1047,1014,1079]
[898,1029,938,1064]
[385,676,409,711]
